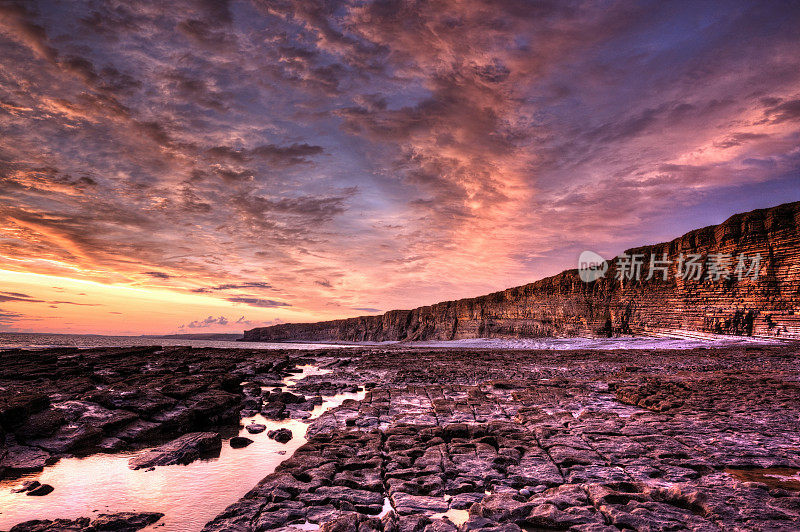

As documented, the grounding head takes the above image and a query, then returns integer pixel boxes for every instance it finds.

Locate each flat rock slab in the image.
[128,432,221,470]
[0,445,51,474]
[9,511,164,531]
[246,423,266,434]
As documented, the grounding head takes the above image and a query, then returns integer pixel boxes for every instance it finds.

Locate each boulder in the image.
[230,436,254,448]
[128,432,221,469]
[268,428,293,443]
[26,483,54,496]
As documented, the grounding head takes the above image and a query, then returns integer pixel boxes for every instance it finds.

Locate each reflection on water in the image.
[431,508,470,526]
[0,365,366,532]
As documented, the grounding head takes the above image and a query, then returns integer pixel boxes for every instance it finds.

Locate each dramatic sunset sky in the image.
[1,0,799,334]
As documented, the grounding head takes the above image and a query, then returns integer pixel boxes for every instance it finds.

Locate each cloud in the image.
[0,309,25,326]
[764,99,800,123]
[353,307,381,313]
[183,315,229,328]
[0,291,44,303]
[1,0,800,333]
[0,291,97,306]
[205,143,324,166]
[226,297,291,308]
[192,282,272,293]
[143,271,172,279]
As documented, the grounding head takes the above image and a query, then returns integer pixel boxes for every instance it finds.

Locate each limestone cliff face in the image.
[243,201,800,342]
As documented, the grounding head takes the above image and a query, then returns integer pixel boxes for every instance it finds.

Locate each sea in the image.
[0,331,787,351]
[0,332,347,350]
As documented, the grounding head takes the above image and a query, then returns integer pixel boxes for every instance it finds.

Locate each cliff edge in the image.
[243,201,800,342]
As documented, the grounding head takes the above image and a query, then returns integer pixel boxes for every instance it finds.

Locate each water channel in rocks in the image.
[0,365,366,531]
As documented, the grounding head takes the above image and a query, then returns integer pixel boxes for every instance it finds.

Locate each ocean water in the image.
[0,331,787,351]
[0,332,347,350]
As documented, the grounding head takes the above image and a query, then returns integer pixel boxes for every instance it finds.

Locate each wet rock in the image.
[230,436,254,448]
[9,511,164,531]
[0,346,300,478]
[90,511,165,530]
[268,428,293,443]
[29,423,104,454]
[6,344,800,531]
[26,483,54,496]
[261,402,286,419]
[97,437,128,452]
[265,391,306,405]
[0,445,51,475]
[113,419,163,443]
[13,409,66,440]
[160,377,210,399]
[129,432,221,469]
[0,393,50,429]
[246,423,266,434]
[320,512,360,532]
[11,480,41,493]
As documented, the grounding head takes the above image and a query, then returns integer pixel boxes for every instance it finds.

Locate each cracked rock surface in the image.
[0,346,314,479]
[2,344,800,531]
[206,345,800,531]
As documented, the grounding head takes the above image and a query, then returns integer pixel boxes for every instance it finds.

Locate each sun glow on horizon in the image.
[0,269,312,335]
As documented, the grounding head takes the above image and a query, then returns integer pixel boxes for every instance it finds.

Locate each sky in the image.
[1,0,799,335]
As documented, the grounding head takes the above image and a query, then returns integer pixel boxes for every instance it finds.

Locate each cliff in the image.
[243,201,800,342]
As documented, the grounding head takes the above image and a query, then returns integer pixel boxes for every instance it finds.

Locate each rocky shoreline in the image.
[2,344,800,530]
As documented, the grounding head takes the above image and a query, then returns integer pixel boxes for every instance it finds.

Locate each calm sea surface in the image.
[0,332,347,350]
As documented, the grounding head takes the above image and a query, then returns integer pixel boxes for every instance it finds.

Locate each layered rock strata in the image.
[244,201,800,342]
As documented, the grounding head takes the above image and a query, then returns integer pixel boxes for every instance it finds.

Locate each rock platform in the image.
[2,344,799,531]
